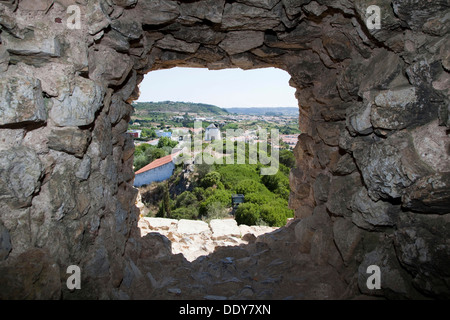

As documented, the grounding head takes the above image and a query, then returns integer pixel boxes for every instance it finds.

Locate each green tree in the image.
[171,206,198,220]
[158,136,178,149]
[134,153,148,171]
[260,204,285,227]
[194,154,215,181]
[203,202,229,222]
[279,149,296,168]
[244,192,274,205]
[141,128,157,139]
[215,164,259,188]
[157,184,171,218]
[201,171,221,188]
[198,189,231,216]
[193,187,206,201]
[261,171,290,198]
[175,191,198,208]
[234,179,266,195]
[235,203,260,226]
[145,147,167,163]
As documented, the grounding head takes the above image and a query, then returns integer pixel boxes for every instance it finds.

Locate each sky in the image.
[136,67,298,109]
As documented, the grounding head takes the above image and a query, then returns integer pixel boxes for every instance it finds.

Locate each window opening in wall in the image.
[130,67,300,261]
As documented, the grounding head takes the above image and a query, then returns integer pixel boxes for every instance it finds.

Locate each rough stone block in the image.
[137,0,179,25]
[350,187,399,230]
[0,222,11,260]
[402,173,450,214]
[180,0,225,24]
[357,247,412,299]
[5,33,61,65]
[0,146,43,208]
[0,248,61,299]
[221,3,279,30]
[326,172,362,217]
[353,132,433,200]
[18,0,51,11]
[210,219,241,240]
[144,217,178,230]
[49,77,104,127]
[411,119,450,173]
[312,173,330,205]
[156,35,200,53]
[219,31,264,55]
[333,217,363,266]
[47,127,91,158]
[177,219,210,235]
[394,215,450,298]
[0,75,46,126]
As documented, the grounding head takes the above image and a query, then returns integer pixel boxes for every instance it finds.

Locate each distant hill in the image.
[133,101,229,115]
[225,107,298,116]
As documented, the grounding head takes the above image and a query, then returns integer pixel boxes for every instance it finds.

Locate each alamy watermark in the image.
[63,4,382,31]
[66,5,81,30]
[66,265,81,290]
[366,265,381,290]
[366,5,381,30]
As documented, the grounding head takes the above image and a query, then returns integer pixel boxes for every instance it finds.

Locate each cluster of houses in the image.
[131,125,221,187]
[126,129,173,139]
[130,124,299,188]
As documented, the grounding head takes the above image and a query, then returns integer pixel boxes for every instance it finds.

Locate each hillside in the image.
[225,107,298,116]
[133,101,229,115]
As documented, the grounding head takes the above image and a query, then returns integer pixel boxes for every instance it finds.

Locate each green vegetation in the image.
[133,101,229,116]
[143,141,294,227]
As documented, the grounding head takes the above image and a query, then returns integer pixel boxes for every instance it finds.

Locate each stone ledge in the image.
[138,217,278,261]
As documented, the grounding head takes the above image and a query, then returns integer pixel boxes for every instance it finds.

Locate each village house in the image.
[155,130,172,138]
[127,129,142,138]
[134,138,160,147]
[205,123,221,141]
[280,134,300,149]
[133,154,175,187]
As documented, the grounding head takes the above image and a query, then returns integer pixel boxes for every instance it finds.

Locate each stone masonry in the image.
[0,0,449,299]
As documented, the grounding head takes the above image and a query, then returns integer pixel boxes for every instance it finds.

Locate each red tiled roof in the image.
[135,154,174,174]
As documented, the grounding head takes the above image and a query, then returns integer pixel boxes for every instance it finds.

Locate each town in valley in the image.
[128,101,300,227]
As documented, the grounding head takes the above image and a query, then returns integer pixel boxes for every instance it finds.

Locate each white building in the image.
[127,129,142,138]
[205,124,221,141]
[133,154,175,187]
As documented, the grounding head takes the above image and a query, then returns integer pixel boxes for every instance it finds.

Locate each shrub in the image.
[274,186,290,200]
[244,192,274,205]
[158,136,178,148]
[235,203,260,226]
[193,187,205,201]
[260,204,285,227]
[194,156,215,181]
[171,206,198,220]
[260,201,294,227]
[261,171,290,200]
[198,189,231,216]
[216,164,259,188]
[203,202,229,222]
[145,147,167,162]
[133,153,148,171]
[201,171,221,188]
[175,191,198,208]
[234,179,267,195]
[279,149,296,168]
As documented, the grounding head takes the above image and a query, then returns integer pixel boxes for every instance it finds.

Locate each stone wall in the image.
[0,0,449,299]
[138,217,278,262]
